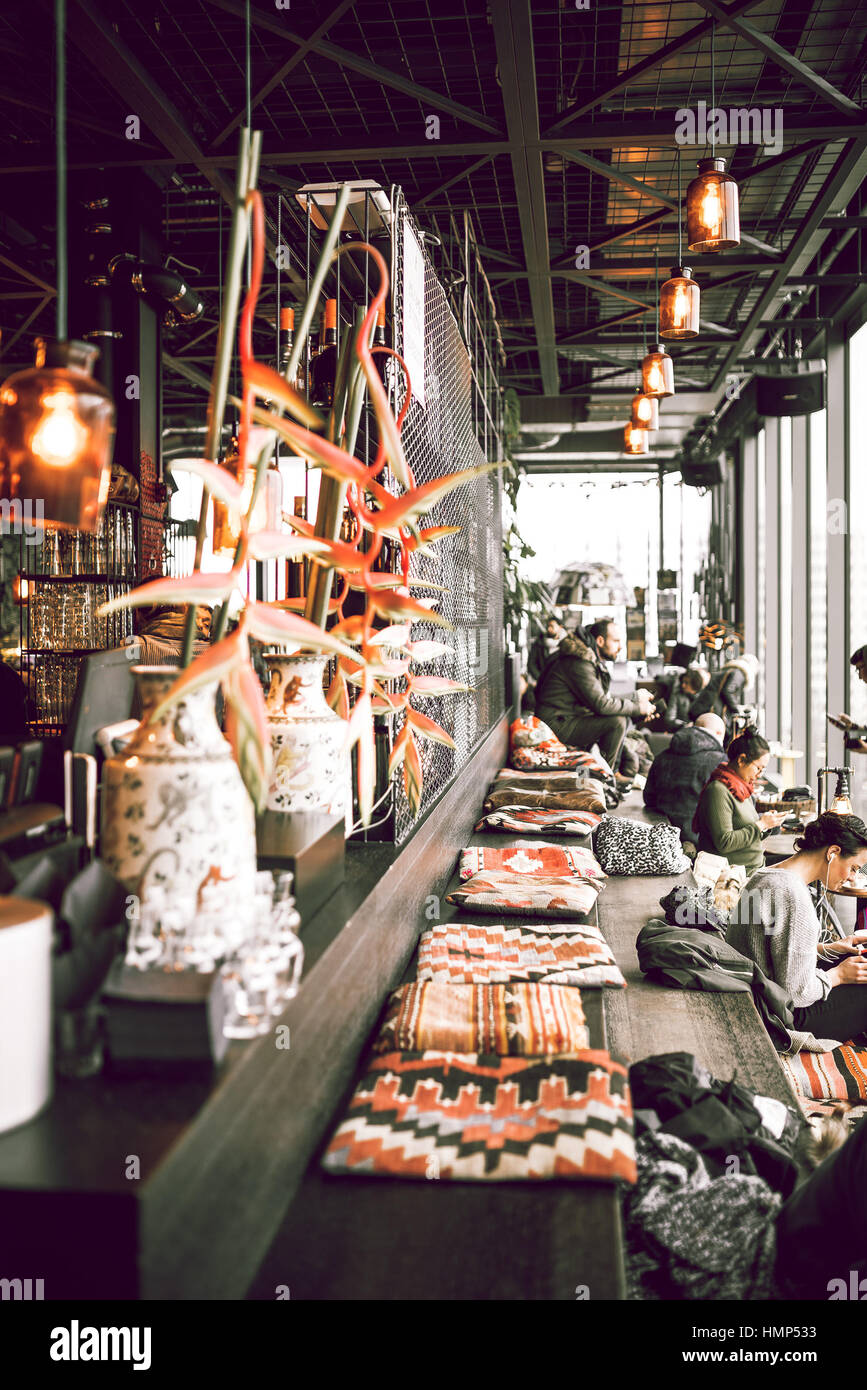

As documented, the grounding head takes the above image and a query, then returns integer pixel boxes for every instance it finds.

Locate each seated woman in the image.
[728,812,867,1046]
[692,726,788,872]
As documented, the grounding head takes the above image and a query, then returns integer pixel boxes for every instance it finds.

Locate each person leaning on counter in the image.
[692,726,789,873]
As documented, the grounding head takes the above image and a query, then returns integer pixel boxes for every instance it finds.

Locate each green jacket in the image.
[694,779,764,873]
[535,632,643,738]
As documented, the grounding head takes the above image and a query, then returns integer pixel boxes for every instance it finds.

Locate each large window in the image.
[849,322,867,724]
[778,417,793,746]
[755,427,767,726]
[809,408,828,778]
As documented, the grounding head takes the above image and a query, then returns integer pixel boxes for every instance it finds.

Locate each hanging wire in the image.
[710,20,716,156]
[655,242,660,342]
[55,0,67,339]
[245,0,252,286]
[677,152,682,265]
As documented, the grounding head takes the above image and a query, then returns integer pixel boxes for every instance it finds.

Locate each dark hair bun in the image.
[726,726,769,763]
[795,812,867,856]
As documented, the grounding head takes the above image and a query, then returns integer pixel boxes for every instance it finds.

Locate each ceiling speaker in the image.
[681,456,723,487]
[755,359,826,417]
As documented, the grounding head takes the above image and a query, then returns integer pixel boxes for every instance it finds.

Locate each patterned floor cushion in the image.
[475,807,602,837]
[594,815,690,875]
[417,921,626,987]
[483,786,607,813]
[372,981,590,1056]
[321,1049,637,1183]
[446,870,601,920]
[778,1043,867,1103]
[495,769,588,787]
[507,720,616,778]
[459,842,605,883]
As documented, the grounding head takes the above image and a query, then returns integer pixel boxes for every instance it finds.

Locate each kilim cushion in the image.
[446,870,601,920]
[510,745,599,772]
[321,1050,637,1183]
[417,921,626,988]
[495,769,587,786]
[458,842,605,883]
[372,981,590,1056]
[778,1044,867,1103]
[483,786,607,813]
[509,715,565,749]
[475,807,602,836]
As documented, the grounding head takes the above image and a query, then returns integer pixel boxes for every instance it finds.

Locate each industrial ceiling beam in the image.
[209,0,503,136]
[211,0,359,149]
[545,0,764,132]
[7,123,867,176]
[491,0,558,394]
[68,0,306,297]
[415,155,496,208]
[693,0,863,118]
[709,140,867,391]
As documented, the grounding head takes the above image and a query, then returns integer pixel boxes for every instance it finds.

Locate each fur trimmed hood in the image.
[722,654,759,682]
[558,632,596,662]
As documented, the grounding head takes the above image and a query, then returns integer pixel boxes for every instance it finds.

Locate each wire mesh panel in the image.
[390,190,505,844]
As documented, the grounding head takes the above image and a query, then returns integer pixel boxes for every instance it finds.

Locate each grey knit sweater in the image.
[727,867,840,1051]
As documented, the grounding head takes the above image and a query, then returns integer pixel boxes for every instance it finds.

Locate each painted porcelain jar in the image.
[264,653,350,819]
[100,666,257,921]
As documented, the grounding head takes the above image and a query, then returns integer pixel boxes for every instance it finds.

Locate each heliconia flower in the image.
[96,568,240,616]
[407,708,456,748]
[168,458,246,509]
[408,675,470,696]
[245,359,324,430]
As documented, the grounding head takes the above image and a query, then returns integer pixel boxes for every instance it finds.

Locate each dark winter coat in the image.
[642,725,726,838]
[661,685,695,730]
[526,631,562,684]
[534,631,643,733]
[689,666,746,723]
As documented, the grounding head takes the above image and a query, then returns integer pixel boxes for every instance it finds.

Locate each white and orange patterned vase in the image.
[100,666,257,920]
[264,653,350,822]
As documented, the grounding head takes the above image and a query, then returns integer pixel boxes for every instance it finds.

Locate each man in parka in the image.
[535,617,656,773]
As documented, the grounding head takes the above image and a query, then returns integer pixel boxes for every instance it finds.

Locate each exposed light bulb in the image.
[637,397,651,422]
[30,390,87,467]
[700,181,722,237]
[648,364,663,391]
[673,283,690,325]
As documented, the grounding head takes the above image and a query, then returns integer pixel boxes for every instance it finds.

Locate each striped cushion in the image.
[779,1044,867,1103]
[417,921,626,988]
[373,981,589,1056]
[475,807,602,836]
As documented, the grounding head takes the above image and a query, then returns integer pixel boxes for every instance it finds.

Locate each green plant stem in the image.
[304,313,359,630]
[282,184,352,388]
[181,128,260,667]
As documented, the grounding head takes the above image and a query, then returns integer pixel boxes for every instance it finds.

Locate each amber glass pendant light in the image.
[0,0,114,532]
[631,390,659,431]
[686,24,739,253]
[660,155,701,340]
[642,248,675,397]
[687,157,740,252]
[624,423,649,456]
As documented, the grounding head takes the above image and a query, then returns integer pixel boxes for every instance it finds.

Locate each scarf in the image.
[708,762,753,802]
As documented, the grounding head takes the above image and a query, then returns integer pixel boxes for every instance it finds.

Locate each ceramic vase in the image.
[264,653,350,819]
[100,666,257,921]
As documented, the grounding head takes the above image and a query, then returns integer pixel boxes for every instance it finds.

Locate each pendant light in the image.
[642,246,675,396]
[624,423,649,456]
[686,24,740,252]
[0,0,114,533]
[630,391,659,431]
[660,155,701,339]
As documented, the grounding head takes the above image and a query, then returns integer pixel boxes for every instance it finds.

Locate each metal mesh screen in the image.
[389,190,505,844]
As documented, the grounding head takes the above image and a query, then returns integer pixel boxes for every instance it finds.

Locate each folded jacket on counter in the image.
[321,1049,637,1183]
[475,807,602,837]
[483,786,607,813]
[373,980,590,1055]
[459,842,605,883]
[446,870,601,920]
[417,921,626,987]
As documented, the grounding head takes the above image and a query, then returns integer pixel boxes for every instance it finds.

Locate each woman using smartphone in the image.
[692,726,788,873]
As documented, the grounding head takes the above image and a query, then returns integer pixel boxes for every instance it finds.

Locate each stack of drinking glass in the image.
[123,870,304,1039]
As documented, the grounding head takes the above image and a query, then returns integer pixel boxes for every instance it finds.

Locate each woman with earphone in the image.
[728,812,867,1047]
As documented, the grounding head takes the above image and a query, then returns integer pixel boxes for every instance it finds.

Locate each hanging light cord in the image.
[677,155,682,265]
[655,243,660,340]
[245,0,252,286]
[710,20,716,156]
[55,0,67,340]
